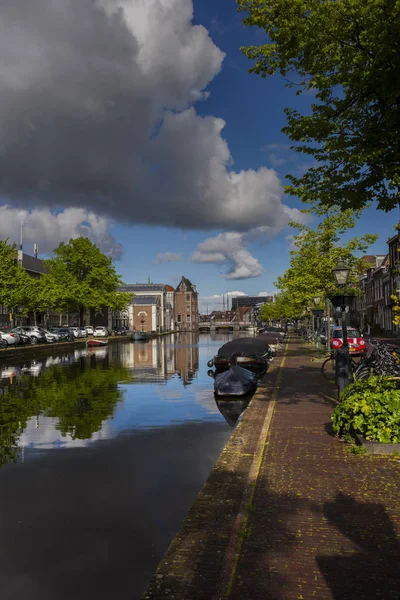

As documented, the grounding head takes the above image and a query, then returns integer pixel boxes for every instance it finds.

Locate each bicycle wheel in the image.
[321,357,336,381]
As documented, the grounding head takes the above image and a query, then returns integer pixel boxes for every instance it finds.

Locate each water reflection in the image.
[215,397,251,427]
[0,334,231,469]
[0,352,129,466]
[0,333,245,600]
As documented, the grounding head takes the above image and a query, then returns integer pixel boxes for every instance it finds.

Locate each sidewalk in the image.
[144,337,400,600]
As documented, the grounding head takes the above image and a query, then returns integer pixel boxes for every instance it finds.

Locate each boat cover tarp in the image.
[217,337,271,357]
[214,366,257,396]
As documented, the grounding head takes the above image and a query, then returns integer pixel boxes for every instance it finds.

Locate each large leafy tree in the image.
[43,238,131,326]
[0,240,37,320]
[238,0,400,212]
[272,208,378,314]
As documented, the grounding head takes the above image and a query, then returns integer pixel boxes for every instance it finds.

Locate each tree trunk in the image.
[79,306,85,327]
[326,300,331,352]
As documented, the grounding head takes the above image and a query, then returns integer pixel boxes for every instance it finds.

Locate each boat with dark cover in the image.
[131,331,149,342]
[213,364,258,397]
[208,337,272,375]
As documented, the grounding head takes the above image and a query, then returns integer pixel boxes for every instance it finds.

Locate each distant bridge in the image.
[198,320,251,331]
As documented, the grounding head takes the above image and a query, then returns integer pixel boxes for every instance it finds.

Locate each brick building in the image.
[174,276,199,331]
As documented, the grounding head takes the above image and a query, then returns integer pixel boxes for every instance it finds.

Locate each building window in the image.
[186,315,191,322]
[186,294,190,302]
[177,314,181,322]
[186,304,190,313]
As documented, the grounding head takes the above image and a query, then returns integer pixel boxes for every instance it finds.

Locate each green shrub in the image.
[332,376,400,443]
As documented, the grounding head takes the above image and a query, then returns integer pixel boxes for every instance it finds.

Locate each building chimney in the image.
[33,243,38,258]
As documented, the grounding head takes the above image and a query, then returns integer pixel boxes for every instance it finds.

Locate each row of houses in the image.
[0,247,199,333]
[349,231,400,336]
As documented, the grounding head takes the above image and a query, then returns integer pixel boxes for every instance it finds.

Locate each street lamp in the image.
[332,259,351,287]
[331,259,352,394]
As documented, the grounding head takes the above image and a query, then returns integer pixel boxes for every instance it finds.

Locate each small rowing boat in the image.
[87,339,108,347]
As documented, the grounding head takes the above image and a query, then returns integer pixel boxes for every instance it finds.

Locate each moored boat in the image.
[213,364,258,397]
[208,337,272,376]
[131,331,149,342]
[86,338,108,347]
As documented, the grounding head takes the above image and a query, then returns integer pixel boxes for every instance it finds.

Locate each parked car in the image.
[93,326,108,338]
[0,329,20,346]
[50,327,70,340]
[85,326,94,335]
[68,327,80,339]
[48,327,69,340]
[0,333,9,348]
[13,326,46,345]
[39,328,59,343]
[330,327,366,356]
[79,328,88,338]
[0,329,19,346]
[15,331,31,345]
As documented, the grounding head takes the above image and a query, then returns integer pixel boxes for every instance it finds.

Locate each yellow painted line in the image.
[225,339,289,598]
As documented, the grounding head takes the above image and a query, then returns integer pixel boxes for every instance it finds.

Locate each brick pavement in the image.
[143,337,400,600]
[229,337,400,600]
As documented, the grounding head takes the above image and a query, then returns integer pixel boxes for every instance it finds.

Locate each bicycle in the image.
[353,340,400,380]
[321,354,360,381]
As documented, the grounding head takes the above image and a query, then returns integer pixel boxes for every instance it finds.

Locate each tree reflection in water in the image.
[0,354,131,468]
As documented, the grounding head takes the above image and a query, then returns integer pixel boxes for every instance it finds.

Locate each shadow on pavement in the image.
[317,492,400,599]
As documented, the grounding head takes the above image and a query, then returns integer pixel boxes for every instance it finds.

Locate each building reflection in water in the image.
[117,334,199,385]
[0,334,226,469]
[173,332,199,386]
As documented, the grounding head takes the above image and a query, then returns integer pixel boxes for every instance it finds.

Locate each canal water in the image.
[0,333,249,600]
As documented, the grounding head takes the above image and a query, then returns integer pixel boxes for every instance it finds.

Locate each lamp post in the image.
[332,259,352,394]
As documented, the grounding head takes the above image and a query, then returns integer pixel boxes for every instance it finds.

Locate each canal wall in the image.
[0,330,180,361]
[0,335,130,361]
[142,345,287,600]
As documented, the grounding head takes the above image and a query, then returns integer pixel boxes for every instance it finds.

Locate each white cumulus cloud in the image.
[0,0,301,237]
[192,232,263,280]
[0,206,123,258]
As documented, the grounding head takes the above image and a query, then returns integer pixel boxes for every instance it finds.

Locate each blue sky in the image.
[111,0,396,306]
[0,0,397,312]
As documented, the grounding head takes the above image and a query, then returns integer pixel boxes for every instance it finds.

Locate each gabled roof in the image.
[176,276,197,293]
[119,284,165,293]
[131,295,160,305]
[165,284,175,292]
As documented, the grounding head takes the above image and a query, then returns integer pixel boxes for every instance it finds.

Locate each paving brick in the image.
[143,337,400,600]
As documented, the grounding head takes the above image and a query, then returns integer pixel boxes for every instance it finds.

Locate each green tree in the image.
[260,292,300,322]
[238,0,400,212]
[0,240,35,322]
[274,208,378,314]
[43,238,131,326]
